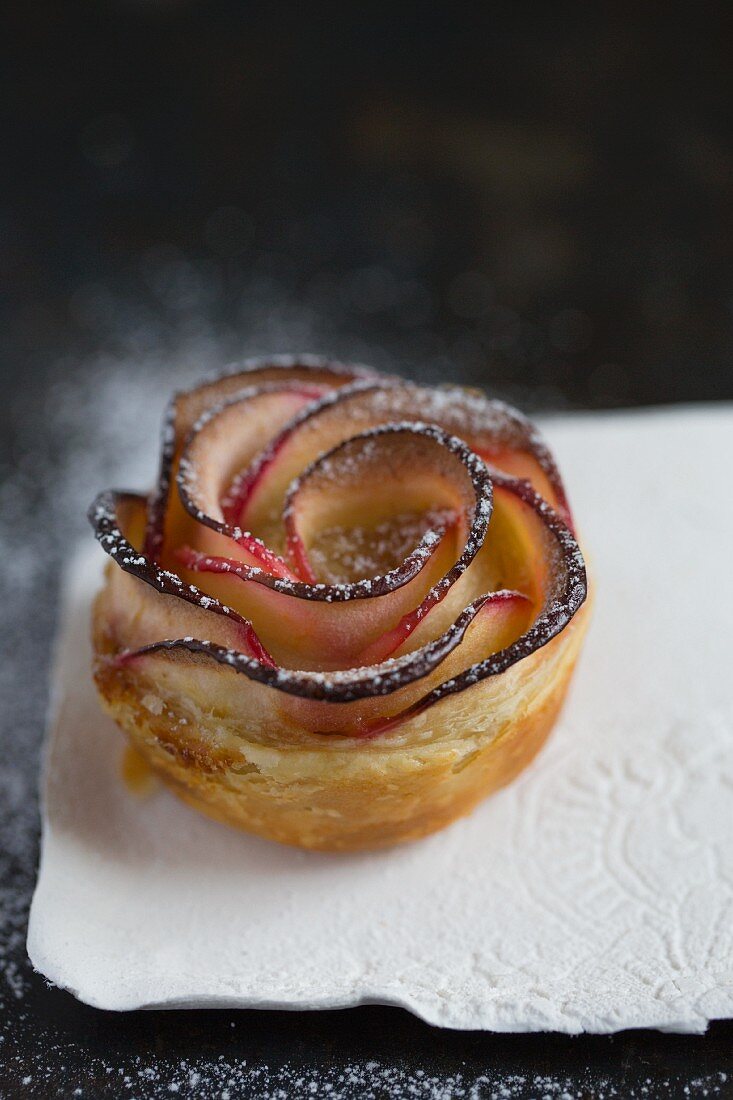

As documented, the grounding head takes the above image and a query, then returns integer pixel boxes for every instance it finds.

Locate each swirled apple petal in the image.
[144,356,372,562]
[172,426,494,670]
[236,381,571,542]
[89,491,275,666]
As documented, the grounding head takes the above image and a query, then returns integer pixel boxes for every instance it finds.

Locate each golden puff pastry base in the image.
[92,587,590,852]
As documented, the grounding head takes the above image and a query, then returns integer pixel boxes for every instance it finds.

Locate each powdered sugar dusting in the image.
[2,1052,729,1099]
[308,509,452,584]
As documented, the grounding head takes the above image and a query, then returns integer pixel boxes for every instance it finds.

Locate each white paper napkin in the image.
[28,407,733,1032]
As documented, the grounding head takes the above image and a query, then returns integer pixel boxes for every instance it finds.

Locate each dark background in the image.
[5,0,733,408]
[1,2,732,1097]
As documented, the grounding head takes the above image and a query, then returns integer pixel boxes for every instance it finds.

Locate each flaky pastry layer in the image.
[93,585,589,851]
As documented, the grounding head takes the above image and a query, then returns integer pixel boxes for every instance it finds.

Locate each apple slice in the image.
[90,490,275,665]
[170,426,492,671]
[121,586,531,739]
[144,357,369,561]
[239,382,571,543]
[174,384,334,579]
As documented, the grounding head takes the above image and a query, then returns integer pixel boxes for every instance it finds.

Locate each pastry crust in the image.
[93,589,589,850]
[89,357,589,851]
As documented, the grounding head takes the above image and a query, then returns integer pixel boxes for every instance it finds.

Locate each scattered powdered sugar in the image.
[2,1051,730,1099]
[307,510,449,584]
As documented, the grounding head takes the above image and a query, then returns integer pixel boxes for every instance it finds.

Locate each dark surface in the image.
[4,992,733,1098]
[1,3,732,1097]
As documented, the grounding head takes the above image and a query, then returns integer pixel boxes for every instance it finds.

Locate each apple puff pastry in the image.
[90,356,589,850]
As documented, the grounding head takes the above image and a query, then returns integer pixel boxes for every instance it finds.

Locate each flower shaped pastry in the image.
[90,357,589,850]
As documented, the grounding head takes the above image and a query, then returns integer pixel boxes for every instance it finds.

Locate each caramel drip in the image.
[120,744,158,798]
